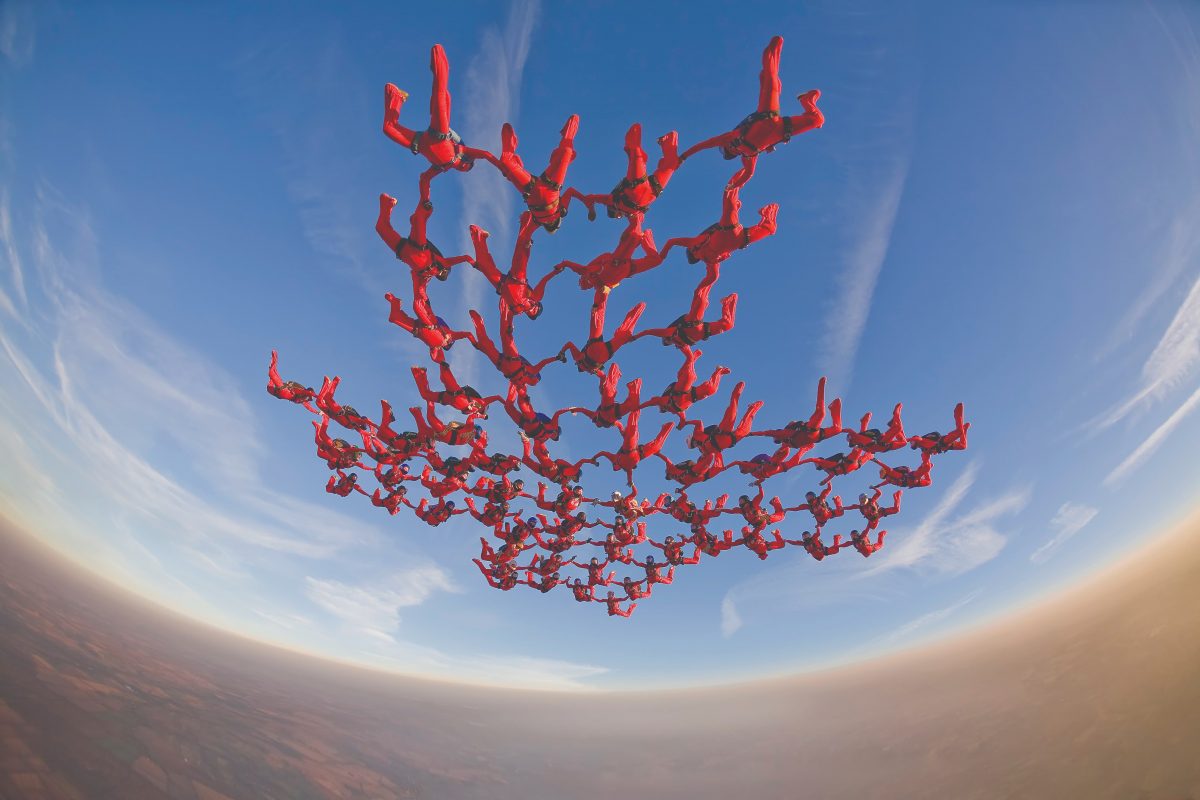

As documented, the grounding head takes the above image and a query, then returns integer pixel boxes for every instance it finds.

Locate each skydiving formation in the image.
[268,37,970,617]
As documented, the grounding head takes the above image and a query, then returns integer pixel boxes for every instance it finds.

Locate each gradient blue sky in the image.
[1,1,1198,690]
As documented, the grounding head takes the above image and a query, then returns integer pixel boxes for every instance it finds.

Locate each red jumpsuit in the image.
[849,530,887,557]
[313,417,365,470]
[411,363,499,418]
[486,115,590,232]
[680,36,824,188]
[785,532,843,561]
[569,580,597,602]
[643,346,731,424]
[370,487,407,515]
[325,471,362,497]
[791,486,845,526]
[636,292,738,349]
[594,408,674,486]
[381,45,491,191]
[571,558,616,587]
[752,377,842,448]
[802,448,874,485]
[503,384,565,442]
[581,123,681,220]
[635,559,675,586]
[468,309,563,387]
[873,453,934,489]
[559,299,647,375]
[603,593,637,617]
[409,405,483,447]
[568,365,642,428]
[589,534,635,565]
[375,193,472,282]
[315,376,373,431]
[267,351,318,412]
[560,217,665,292]
[660,185,778,268]
[852,489,902,527]
[412,498,464,526]
[467,219,565,321]
[384,291,474,355]
[735,527,787,560]
[519,437,596,486]
[474,559,519,590]
[463,497,509,526]
[730,445,805,482]
[845,404,907,454]
[908,403,969,455]
[683,381,763,457]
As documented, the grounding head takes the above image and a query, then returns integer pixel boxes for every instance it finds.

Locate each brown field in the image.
[1,512,1198,799]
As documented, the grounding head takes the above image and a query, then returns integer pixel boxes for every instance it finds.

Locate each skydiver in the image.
[873,453,934,489]
[641,346,731,426]
[370,486,408,515]
[384,290,474,355]
[606,515,647,546]
[635,292,738,350]
[567,556,617,588]
[681,380,763,458]
[463,496,510,526]
[845,404,907,454]
[658,185,778,274]
[586,531,636,565]
[372,400,431,458]
[559,215,666,293]
[851,489,902,528]
[382,45,491,193]
[790,486,845,526]
[568,578,597,603]
[410,497,465,526]
[474,559,519,590]
[680,36,824,188]
[468,308,564,387]
[558,298,647,376]
[411,363,500,418]
[315,376,373,431]
[518,435,597,485]
[620,576,653,601]
[784,530,843,561]
[375,193,472,283]
[484,115,591,233]
[800,448,874,485]
[534,483,586,517]
[325,470,363,497]
[523,571,566,594]
[750,377,842,449]
[593,406,674,487]
[724,488,787,528]
[564,364,642,429]
[502,384,569,443]
[728,445,807,483]
[602,591,637,617]
[908,403,969,455]
[267,351,318,412]
[631,554,675,586]
[579,123,682,220]
[848,528,887,557]
[649,535,702,566]
[313,417,367,470]
[409,404,483,447]
[730,526,787,560]
[467,219,565,321]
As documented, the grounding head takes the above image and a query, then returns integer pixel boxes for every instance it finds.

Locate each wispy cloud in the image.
[1093,272,1200,430]
[720,595,743,638]
[1030,502,1099,564]
[0,191,28,319]
[861,462,1030,577]
[817,158,909,390]
[1104,383,1200,487]
[305,568,458,636]
[0,187,396,570]
[881,589,981,645]
[448,0,540,386]
[0,0,35,67]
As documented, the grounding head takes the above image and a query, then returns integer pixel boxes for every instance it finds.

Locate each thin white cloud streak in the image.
[0,188,389,564]
[720,596,743,638]
[817,159,909,391]
[881,589,981,645]
[1030,502,1099,564]
[1104,383,1200,487]
[305,568,459,635]
[0,0,35,67]
[1093,272,1200,431]
[861,462,1029,577]
[0,192,28,319]
[449,0,539,386]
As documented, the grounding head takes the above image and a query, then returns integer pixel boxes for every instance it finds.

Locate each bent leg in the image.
[375,194,402,250]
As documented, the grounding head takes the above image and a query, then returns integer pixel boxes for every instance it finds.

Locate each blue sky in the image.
[1,1,1198,691]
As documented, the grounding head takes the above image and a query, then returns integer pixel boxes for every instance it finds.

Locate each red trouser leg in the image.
[759,36,783,113]
[429,44,452,134]
[376,194,402,250]
[545,115,580,186]
[623,123,647,182]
